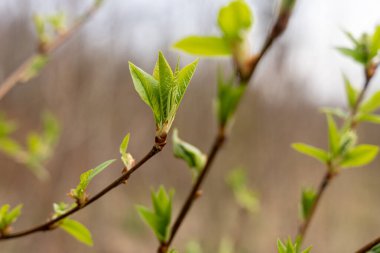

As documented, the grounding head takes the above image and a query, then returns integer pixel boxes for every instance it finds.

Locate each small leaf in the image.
[281,0,296,12]
[172,129,206,179]
[357,113,380,124]
[326,114,340,155]
[71,159,116,202]
[320,107,348,119]
[301,188,317,220]
[119,133,134,170]
[59,218,93,246]
[186,241,204,253]
[291,143,329,163]
[277,238,312,253]
[217,0,253,41]
[21,55,49,82]
[368,242,380,253]
[336,47,367,64]
[344,77,359,109]
[360,91,380,113]
[173,36,231,56]
[0,204,22,231]
[370,25,380,58]
[340,144,379,168]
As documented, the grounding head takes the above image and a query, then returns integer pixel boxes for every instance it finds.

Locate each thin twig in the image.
[356,237,380,253]
[0,145,162,240]
[296,67,376,243]
[0,1,102,101]
[158,4,297,252]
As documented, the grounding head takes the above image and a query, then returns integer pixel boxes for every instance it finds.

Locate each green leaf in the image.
[360,91,380,113]
[336,47,367,64]
[301,188,317,220]
[357,113,380,124]
[59,218,93,246]
[172,129,206,179]
[326,114,340,155]
[21,55,49,82]
[340,144,379,168]
[0,113,17,137]
[0,204,22,231]
[217,0,253,41]
[226,168,259,213]
[0,138,23,157]
[218,237,234,253]
[370,25,380,58]
[120,133,134,170]
[320,107,348,119]
[281,0,296,12]
[368,243,380,253]
[71,159,116,202]
[42,111,60,146]
[216,73,245,126]
[277,238,312,253]
[129,52,198,138]
[47,12,66,33]
[136,186,174,242]
[344,77,359,109]
[186,241,204,253]
[291,143,329,163]
[173,36,231,56]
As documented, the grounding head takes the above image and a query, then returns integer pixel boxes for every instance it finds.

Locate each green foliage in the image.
[70,159,116,204]
[174,0,253,57]
[281,0,296,12]
[52,203,92,246]
[33,12,67,44]
[337,26,380,65]
[47,12,66,33]
[300,188,317,220]
[173,36,231,56]
[216,73,245,126]
[368,243,380,253]
[172,129,206,180]
[136,186,174,242]
[218,237,234,253]
[360,91,380,113]
[340,145,379,168]
[217,0,252,42]
[291,143,328,164]
[344,77,359,110]
[226,168,259,213]
[60,219,93,246]
[129,52,198,139]
[0,204,22,234]
[277,238,312,253]
[120,133,134,170]
[21,55,49,83]
[0,112,60,180]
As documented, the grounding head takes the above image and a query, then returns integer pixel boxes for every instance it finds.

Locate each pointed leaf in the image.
[360,91,380,113]
[301,188,316,220]
[173,36,231,56]
[357,113,380,124]
[326,115,340,155]
[344,77,359,109]
[292,143,328,163]
[340,144,379,168]
[60,218,93,246]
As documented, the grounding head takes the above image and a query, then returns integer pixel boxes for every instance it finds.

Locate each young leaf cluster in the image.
[70,159,116,205]
[172,129,206,180]
[33,12,67,46]
[226,168,259,213]
[173,0,253,57]
[21,55,49,82]
[336,26,380,66]
[277,238,312,253]
[0,204,22,235]
[129,52,198,143]
[52,203,93,246]
[0,112,60,179]
[136,186,174,242]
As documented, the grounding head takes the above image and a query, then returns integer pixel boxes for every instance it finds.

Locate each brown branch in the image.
[296,66,376,243]
[0,1,103,101]
[356,237,380,253]
[0,144,163,240]
[158,3,297,253]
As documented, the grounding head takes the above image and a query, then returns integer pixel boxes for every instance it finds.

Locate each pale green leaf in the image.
[217,0,252,41]
[370,25,380,58]
[326,114,340,155]
[344,77,359,109]
[360,91,380,113]
[173,36,231,56]
[21,55,49,82]
[60,218,93,246]
[340,144,379,168]
[301,188,316,220]
[357,113,380,124]
[291,143,329,163]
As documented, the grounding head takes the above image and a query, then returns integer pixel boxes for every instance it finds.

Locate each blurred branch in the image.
[0,144,162,240]
[158,2,297,252]
[296,66,377,243]
[356,237,380,253]
[0,1,103,101]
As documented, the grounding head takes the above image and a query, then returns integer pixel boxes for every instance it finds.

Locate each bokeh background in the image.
[1,0,380,252]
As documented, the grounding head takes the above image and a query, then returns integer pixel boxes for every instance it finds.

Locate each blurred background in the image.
[1,0,380,252]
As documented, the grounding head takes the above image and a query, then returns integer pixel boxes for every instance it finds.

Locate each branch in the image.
[296,66,376,242]
[158,3,297,252]
[356,237,380,253]
[0,1,103,101]
[0,144,162,240]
